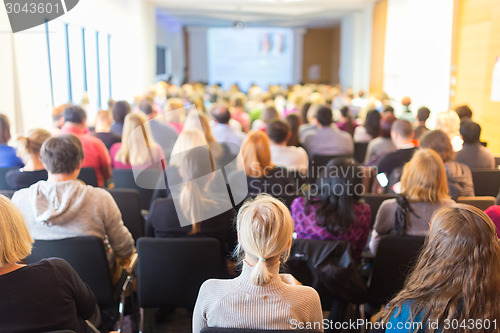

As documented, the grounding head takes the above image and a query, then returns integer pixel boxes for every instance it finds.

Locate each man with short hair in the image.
[92,110,121,151]
[454,105,473,122]
[60,106,111,187]
[211,104,246,156]
[12,135,135,268]
[456,120,495,169]
[303,106,354,157]
[110,101,131,137]
[268,119,309,175]
[414,106,431,140]
[377,119,417,177]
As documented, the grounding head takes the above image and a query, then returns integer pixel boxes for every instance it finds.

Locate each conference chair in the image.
[457,196,496,211]
[354,142,369,164]
[471,169,500,196]
[26,236,136,332]
[112,169,160,210]
[361,193,397,227]
[107,188,145,243]
[201,329,321,333]
[77,167,98,187]
[0,189,15,198]
[0,167,17,190]
[137,237,223,333]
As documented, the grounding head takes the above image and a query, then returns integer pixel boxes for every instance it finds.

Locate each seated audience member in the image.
[382,105,395,115]
[251,105,279,132]
[353,109,381,143]
[364,113,397,164]
[456,120,495,169]
[60,106,111,187]
[92,110,121,151]
[6,129,51,190]
[110,100,131,137]
[193,194,323,332]
[376,119,416,178]
[436,110,463,151]
[211,104,247,156]
[484,205,500,238]
[337,106,358,136]
[454,104,473,121]
[110,112,165,169]
[12,135,135,271]
[51,103,69,135]
[0,195,100,332]
[164,98,186,134]
[285,112,302,147]
[419,130,474,200]
[138,100,178,157]
[414,106,430,140]
[268,119,308,175]
[303,106,354,157]
[374,204,500,330]
[241,131,295,196]
[369,149,454,253]
[299,103,319,143]
[0,114,23,168]
[291,158,370,259]
[398,96,414,122]
[231,92,251,133]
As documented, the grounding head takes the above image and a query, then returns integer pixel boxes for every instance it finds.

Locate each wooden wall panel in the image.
[369,0,387,96]
[302,27,340,84]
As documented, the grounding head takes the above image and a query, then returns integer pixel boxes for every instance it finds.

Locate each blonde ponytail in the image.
[16,129,51,162]
[251,258,272,286]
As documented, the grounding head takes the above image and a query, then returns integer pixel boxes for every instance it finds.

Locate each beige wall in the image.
[301,26,340,84]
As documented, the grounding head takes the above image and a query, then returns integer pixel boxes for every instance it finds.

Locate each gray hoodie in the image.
[445,161,475,200]
[12,180,134,259]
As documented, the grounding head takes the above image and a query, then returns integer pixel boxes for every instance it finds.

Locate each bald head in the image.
[211,104,231,124]
[401,96,411,106]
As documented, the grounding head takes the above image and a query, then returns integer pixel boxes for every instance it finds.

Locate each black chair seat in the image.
[78,167,98,187]
[0,167,17,190]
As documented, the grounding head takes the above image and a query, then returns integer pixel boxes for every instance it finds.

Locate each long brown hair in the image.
[241,131,273,178]
[376,204,500,332]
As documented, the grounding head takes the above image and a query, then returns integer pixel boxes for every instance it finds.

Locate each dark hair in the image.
[380,112,397,138]
[112,101,131,124]
[455,105,473,120]
[267,119,289,144]
[211,104,231,124]
[316,106,333,126]
[308,157,363,234]
[285,113,301,147]
[419,130,454,163]
[392,119,413,138]
[261,106,279,124]
[300,102,311,124]
[364,109,381,138]
[40,134,84,174]
[417,106,431,122]
[383,105,395,114]
[63,106,87,124]
[139,100,154,115]
[0,114,11,144]
[460,120,481,144]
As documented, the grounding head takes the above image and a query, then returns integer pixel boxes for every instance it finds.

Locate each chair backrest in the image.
[78,167,98,187]
[471,169,500,197]
[107,188,145,242]
[0,167,17,190]
[361,193,397,227]
[26,236,114,306]
[137,237,222,309]
[0,189,15,198]
[308,155,349,183]
[368,235,426,304]
[495,156,500,168]
[112,169,158,210]
[201,328,321,333]
[354,142,369,164]
[457,196,496,211]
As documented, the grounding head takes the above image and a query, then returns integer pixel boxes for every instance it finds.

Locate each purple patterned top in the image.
[291,197,371,259]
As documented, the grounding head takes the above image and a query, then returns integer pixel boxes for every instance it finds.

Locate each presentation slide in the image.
[207,28,294,90]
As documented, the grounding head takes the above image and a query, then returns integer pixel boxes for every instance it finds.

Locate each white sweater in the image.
[192,261,324,333]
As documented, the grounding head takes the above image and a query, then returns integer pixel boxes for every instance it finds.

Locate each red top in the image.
[60,124,111,187]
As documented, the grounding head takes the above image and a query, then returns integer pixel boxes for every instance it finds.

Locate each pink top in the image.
[110,142,166,169]
[231,111,251,132]
[60,124,111,187]
[167,122,183,135]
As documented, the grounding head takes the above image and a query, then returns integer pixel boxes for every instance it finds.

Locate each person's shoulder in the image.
[379,198,397,210]
[283,283,321,305]
[198,277,234,299]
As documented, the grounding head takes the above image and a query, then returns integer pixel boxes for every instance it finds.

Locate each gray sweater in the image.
[12,180,134,259]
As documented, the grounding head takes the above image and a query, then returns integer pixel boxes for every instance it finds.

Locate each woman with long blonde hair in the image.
[369,149,455,253]
[374,204,500,332]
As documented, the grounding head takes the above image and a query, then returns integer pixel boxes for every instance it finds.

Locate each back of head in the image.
[340,106,350,118]
[40,135,84,175]
[419,130,454,163]
[316,105,333,127]
[401,148,449,202]
[139,100,154,115]
[231,92,246,108]
[459,120,481,144]
[436,110,460,138]
[261,106,279,124]
[241,131,272,177]
[267,119,289,144]
[63,106,87,125]
[383,105,394,114]
[0,114,11,144]
[0,195,33,266]
[170,128,207,167]
[211,104,231,124]
[112,101,131,124]
[16,129,51,162]
[401,96,411,106]
[236,194,294,286]
[454,104,473,120]
[95,110,112,127]
[391,119,413,139]
[117,112,156,166]
[364,109,381,138]
[380,112,397,138]
[417,106,431,122]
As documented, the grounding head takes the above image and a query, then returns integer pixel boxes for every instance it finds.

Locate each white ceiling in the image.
[153,0,378,28]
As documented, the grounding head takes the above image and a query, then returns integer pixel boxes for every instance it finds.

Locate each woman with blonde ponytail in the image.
[193,194,323,332]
